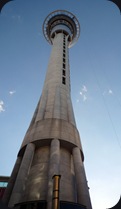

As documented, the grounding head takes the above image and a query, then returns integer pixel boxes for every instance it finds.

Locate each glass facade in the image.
[0,182,8,187]
[0,176,9,199]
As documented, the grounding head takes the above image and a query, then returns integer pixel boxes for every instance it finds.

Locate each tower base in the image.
[14,201,86,209]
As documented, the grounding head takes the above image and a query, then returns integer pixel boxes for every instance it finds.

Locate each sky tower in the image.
[3,10,92,209]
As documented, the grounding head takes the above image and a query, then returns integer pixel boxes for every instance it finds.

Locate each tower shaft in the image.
[34,32,75,124]
[3,10,92,209]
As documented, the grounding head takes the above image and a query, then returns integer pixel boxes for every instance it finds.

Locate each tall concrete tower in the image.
[3,10,92,209]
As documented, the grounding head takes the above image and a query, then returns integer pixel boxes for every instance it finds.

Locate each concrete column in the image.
[47,139,60,209]
[8,143,35,208]
[72,147,92,209]
[2,157,22,205]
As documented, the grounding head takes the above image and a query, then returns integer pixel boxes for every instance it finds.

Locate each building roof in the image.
[0,176,9,182]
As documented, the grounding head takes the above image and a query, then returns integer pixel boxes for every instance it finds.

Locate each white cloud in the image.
[82,85,87,92]
[0,101,5,112]
[83,95,87,101]
[79,85,88,102]
[9,90,16,95]
[109,89,113,95]
[103,89,113,96]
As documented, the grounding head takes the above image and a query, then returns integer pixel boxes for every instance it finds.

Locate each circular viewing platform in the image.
[43,10,80,47]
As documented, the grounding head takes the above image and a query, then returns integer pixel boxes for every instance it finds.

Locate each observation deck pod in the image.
[43,10,80,47]
[107,196,121,209]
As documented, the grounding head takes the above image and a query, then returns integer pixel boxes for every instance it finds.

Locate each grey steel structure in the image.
[3,10,92,209]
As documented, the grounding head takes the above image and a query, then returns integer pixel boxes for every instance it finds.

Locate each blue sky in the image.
[0,0,121,208]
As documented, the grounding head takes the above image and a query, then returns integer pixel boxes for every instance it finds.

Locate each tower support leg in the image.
[47,139,60,209]
[72,147,92,209]
[2,157,22,205]
[8,143,35,208]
